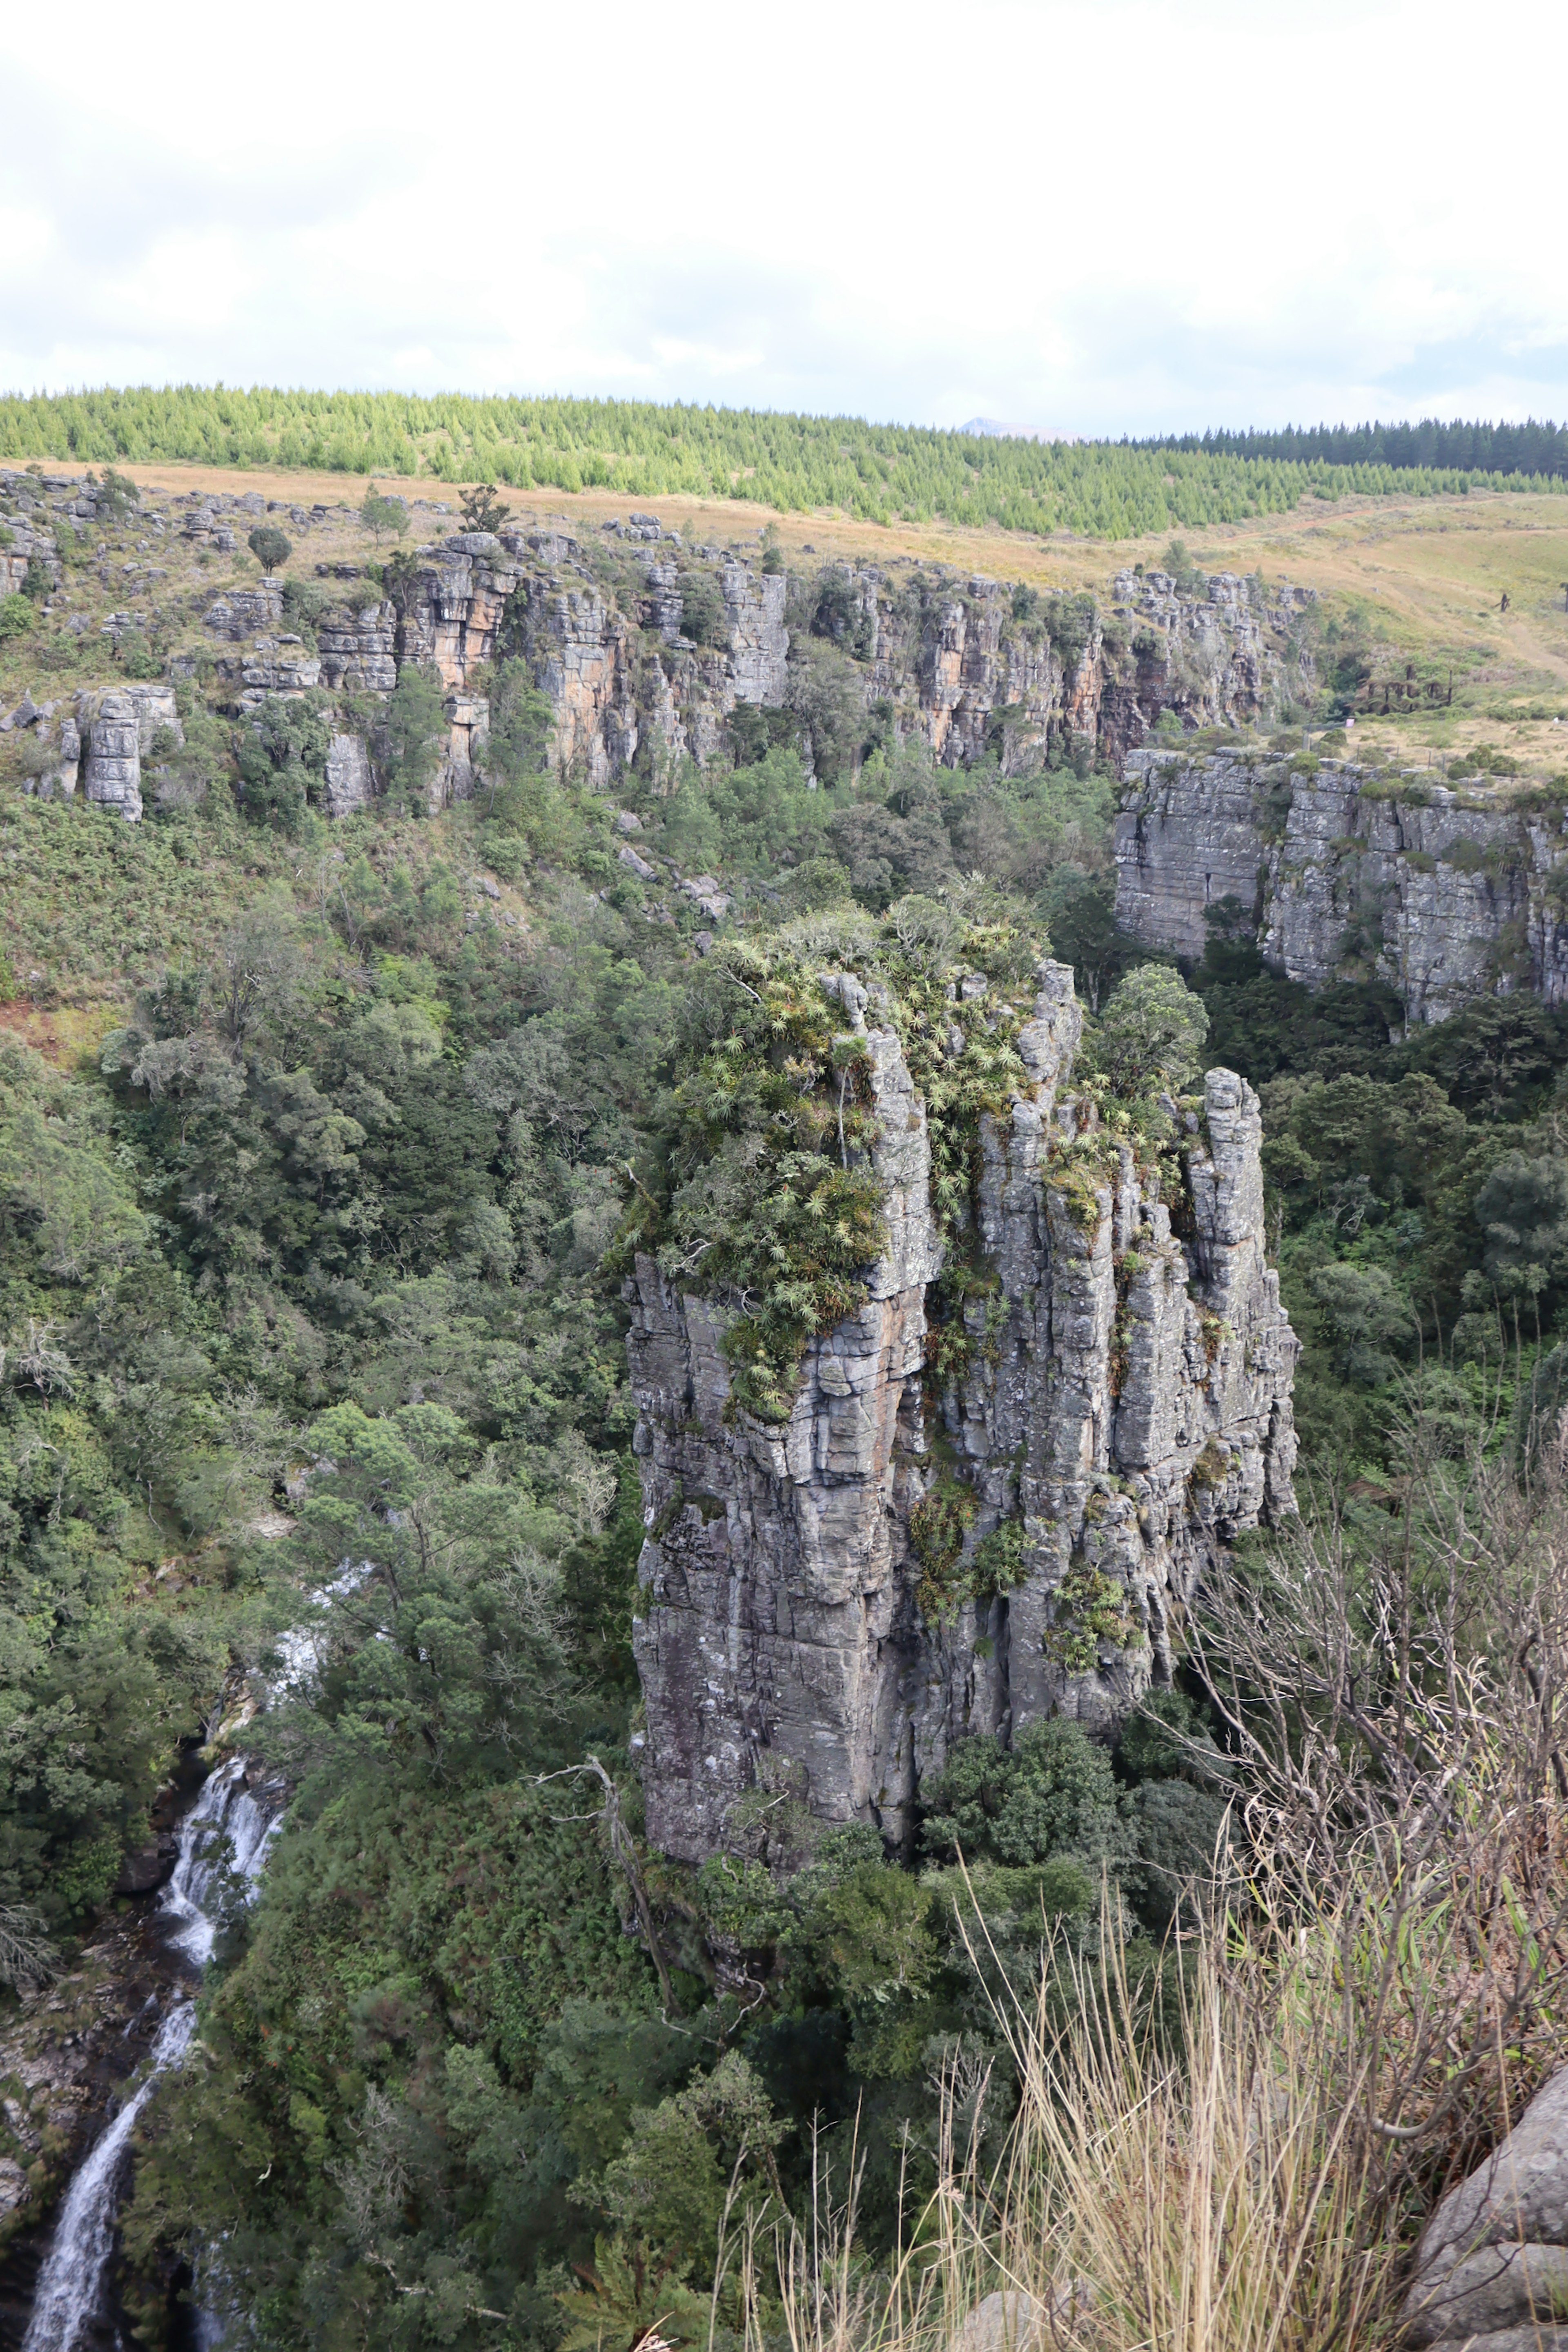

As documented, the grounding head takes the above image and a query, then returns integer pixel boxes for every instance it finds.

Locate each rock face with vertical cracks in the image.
[1116,747,1568,1026]
[626,961,1297,1862]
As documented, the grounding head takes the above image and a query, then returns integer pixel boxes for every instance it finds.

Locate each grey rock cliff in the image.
[626,963,1296,1861]
[1116,747,1568,1025]
[371,541,1318,809]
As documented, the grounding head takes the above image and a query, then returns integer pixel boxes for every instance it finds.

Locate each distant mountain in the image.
[958,416,1079,444]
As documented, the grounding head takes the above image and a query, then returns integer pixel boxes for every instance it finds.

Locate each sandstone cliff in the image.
[7,459,1320,826]
[1116,747,1568,1025]
[386,541,1314,799]
[626,962,1297,1861]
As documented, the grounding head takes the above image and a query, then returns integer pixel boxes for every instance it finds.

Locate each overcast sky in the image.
[0,0,1561,439]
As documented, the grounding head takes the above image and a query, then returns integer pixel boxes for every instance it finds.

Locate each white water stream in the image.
[22,1758,281,2352]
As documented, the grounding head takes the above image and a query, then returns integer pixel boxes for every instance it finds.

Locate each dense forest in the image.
[1,388,1565,536]
[1145,415,1568,478]
[4,512,1568,2346]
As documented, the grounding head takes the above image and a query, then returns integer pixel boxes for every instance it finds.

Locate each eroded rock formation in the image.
[1116,748,1568,1025]
[626,962,1297,1861]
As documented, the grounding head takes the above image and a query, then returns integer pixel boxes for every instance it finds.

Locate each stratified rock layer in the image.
[626,964,1297,1861]
[1116,748,1568,1025]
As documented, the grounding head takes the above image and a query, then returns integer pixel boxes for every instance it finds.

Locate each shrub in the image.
[246,525,291,575]
[360,484,408,543]
[679,569,727,646]
[1091,962,1209,1103]
[920,1717,1134,1873]
[0,593,33,639]
[459,482,507,534]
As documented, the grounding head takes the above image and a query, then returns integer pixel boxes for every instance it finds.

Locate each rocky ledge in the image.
[626,961,1297,1861]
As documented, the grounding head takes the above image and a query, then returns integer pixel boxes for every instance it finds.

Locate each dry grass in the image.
[732,1907,1403,2352]
[726,1410,1568,2352]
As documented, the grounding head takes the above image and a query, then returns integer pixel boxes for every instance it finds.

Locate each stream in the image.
[18,1758,282,2352]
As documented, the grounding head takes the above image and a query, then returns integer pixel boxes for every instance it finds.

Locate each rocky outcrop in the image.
[323,731,374,816]
[626,963,1297,1861]
[318,599,396,692]
[377,541,1311,803]
[1116,748,1568,1025]
[1405,2067,1568,2352]
[69,685,183,822]
[203,586,283,640]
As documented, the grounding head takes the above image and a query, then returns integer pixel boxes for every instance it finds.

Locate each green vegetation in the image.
[4,500,1568,2352]
[246,525,291,576]
[360,483,408,544]
[2,389,1562,536]
[1148,414,1568,477]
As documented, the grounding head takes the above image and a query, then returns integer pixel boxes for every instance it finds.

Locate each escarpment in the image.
[1116,747,1568,1025]
[6,461,1316,821]
[626,962,1297,1862]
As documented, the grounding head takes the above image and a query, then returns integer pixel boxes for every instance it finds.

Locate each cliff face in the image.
[626,962,1297,1862]
[16,461,1318,825]
[1116,748,1568,1025]
[374,539,1314,808]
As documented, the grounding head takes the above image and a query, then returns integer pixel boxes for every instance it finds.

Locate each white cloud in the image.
[0,0,1562,432]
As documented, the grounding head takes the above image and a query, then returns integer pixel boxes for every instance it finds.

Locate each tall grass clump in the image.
[724,1391,1568,2352]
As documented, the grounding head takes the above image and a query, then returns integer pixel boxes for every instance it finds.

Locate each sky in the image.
[0,0,1562,439]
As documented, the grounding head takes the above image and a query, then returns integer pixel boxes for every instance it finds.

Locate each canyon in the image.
[2,463,1319,822]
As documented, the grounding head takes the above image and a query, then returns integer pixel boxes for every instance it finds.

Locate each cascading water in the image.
[21,1759,281,2352]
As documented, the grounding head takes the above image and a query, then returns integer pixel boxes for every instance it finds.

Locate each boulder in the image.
[1405,2069,1568,2352]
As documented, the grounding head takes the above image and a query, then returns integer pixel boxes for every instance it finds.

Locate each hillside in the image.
[2,452,1568,2346]
[2,388,1566,538]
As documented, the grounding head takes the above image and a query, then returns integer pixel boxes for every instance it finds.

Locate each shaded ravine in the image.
[20,1760,281,2352]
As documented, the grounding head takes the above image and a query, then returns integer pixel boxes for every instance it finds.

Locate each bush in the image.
[0,592,33,639]
[118,634,161,681]
[95,467,140,523]
[246,525,291,575]
[679,570,727,646]
[381,662,448,811]
[1091,962,1209,1103]
[920,1717,1134,1873]
[360,485,408,544]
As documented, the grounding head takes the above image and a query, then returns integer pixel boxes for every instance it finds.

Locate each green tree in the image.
[382,663,448,811]
[95,467,140,523]
[361,483,408,544]
[246,524,292,575]
[1092,962,1210,1102]
[921,1717,1135,1873]
[459,482,507,534]
[1043,867,1135,1012]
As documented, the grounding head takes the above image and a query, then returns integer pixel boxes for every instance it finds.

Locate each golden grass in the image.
[736,1908,1403,2352]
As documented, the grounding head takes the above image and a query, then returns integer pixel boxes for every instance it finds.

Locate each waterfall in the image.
[21,1758,281,2352]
